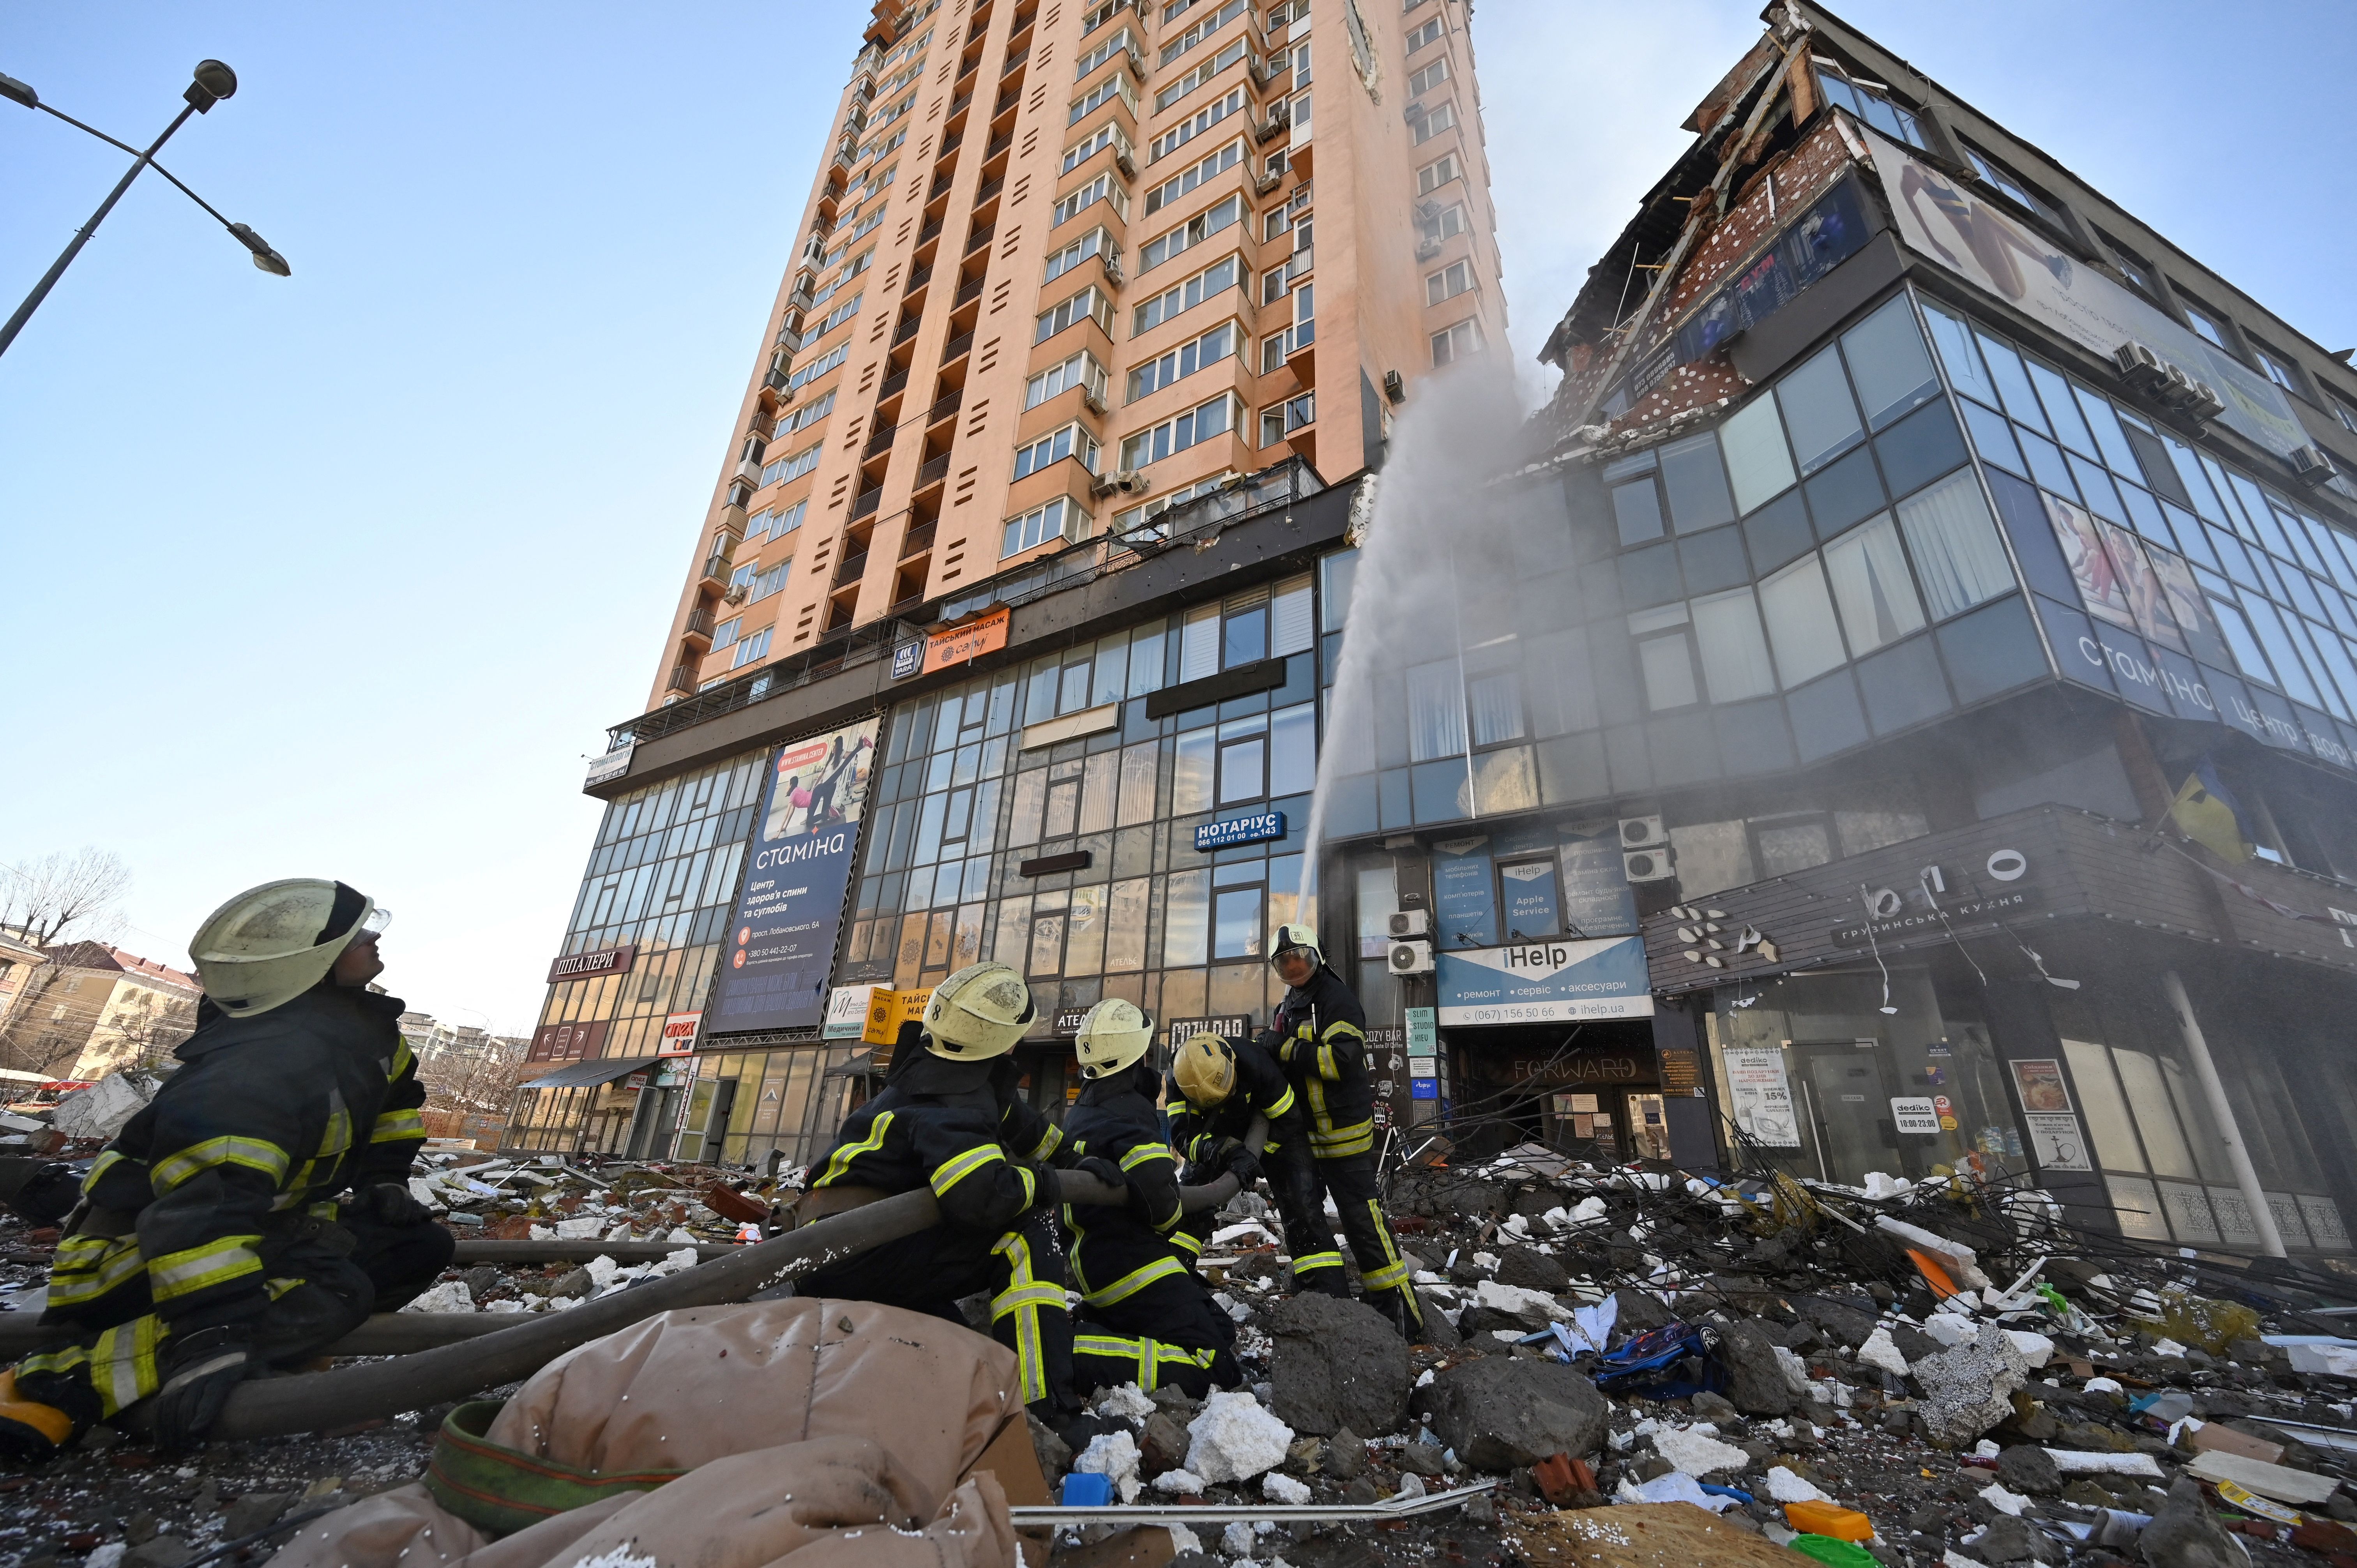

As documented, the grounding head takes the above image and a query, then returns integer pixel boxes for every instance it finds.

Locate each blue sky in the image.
[3,1,2350,1033]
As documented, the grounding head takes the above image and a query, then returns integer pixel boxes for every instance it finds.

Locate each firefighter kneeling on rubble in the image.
[1061,1001,1239,1399]
[801,962,1095,1423]
[0,880,455,1460]
[1165,1031,1322,1281]
[1260,923,1426,1341]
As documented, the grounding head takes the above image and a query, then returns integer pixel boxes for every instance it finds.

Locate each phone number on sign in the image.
[1439,1000,1654,1026]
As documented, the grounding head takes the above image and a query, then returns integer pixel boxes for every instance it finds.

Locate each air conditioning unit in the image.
[1618,814,1666,850]
[2292,445,2340,487]
[1252,169,1281,195]
[1387,938,1435,976]
[1623,848,1676,884]
[1102,253,1125,285]
[1117,467,1149,493]
[1386,909,1429,938]
[1115,149,1138,178]
[1082,387,1107,415]
[1257,105,1292,143]
[1415,236,1441,261]
[1090,471,1122,497]
[1383,369,1405,404]
[2115,339,2225,424]
[723,584,749,605]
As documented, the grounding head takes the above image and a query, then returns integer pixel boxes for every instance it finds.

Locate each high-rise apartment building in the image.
[509,0,1502,1159]
[649,0,1501,704]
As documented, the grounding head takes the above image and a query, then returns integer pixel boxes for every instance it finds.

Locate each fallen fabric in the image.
[268,1298,1028,1568]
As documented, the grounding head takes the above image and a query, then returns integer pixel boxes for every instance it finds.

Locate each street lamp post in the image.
[0,59,288,360]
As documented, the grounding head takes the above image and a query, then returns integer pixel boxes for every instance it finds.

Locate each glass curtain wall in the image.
[842,569,1327,1037]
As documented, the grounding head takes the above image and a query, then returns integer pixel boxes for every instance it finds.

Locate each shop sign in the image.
[1166,1015,1253,1048]
[709,716,883,1033]
[891,640,925,679]
[823,985,876,1040]
[1495,1052,1648,1086]
[530,1018,608,1061]
[584,740,636,789]
[1195,812,1286,852]
[1409,1058,1438,1081]
[1722,1046,1800,1147]
[546,944,637,984]
[1410,1079,1438,1100]
[1435,936,1653,1026]
[862,987,932,1046]
[659,1012,702,1056]
[1052,1008,1089,1038]
[1831,851,2037,947]
[2022,1113,2093,1171]
[1405,1006,1437,1058]
[1890,1097,1940,1135]
[923,607,1011,675]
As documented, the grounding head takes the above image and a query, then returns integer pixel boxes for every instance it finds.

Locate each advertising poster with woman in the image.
[708,717,881,1034]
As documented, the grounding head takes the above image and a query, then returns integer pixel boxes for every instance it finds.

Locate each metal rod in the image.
[1010,1480,1499,1525]
[448,1239,737,1264]
[0,99,199,358]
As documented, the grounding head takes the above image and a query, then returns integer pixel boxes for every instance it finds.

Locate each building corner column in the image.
[2161,968,2285,1257]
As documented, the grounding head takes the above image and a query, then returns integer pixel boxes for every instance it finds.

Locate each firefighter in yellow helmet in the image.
[1164,1031,1324,1280]
[0,880,452,1460]
[1260,923,1424,1340]
[1060,1001,1239,1398]
[800,962,1095,1421]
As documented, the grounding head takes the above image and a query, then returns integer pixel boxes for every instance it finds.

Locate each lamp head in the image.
[186,60,237,112]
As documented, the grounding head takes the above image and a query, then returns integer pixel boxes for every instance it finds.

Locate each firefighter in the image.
[1060,1000,1239,1398]
[0,880,454,1460]
[1259,923,1425,1340]
[799,962,1093,1420]
[1163,1031,1322,1280]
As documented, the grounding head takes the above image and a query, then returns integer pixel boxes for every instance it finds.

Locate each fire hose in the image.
[119,1118,1267,1441]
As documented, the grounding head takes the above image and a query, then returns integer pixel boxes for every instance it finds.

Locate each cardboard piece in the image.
[2185,1450,2341,1507]
[2189,1424,2288,1466]
[969,1413,1055,1560]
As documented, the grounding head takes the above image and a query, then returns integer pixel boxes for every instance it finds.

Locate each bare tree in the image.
[0,849,132,947]
[421,1035,534,1121]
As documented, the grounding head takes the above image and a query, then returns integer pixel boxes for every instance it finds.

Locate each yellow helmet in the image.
[190,879,389,1019]
[1075,998,1154,1079]
[922,961,1036,1058]
[1171,1032,1238,1106]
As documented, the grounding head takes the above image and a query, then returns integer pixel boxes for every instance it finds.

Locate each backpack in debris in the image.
[1592,1319,1723,1399]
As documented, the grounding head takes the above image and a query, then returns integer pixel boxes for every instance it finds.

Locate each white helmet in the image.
[922,961,1037,1059]
[189,879,389,1019]
[1267,923,1322,973]
[1074,998,1154,1079]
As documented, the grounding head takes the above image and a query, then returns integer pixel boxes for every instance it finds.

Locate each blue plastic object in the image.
[1700,1483,1755,1504]
[1060,1473,1115,1506]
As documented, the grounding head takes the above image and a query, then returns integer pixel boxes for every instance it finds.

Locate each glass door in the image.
[1795,1040,1901,1183]
[1624,1093,1670,1160]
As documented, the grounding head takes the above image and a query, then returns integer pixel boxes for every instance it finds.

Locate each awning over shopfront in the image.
[519,1056,661,1090]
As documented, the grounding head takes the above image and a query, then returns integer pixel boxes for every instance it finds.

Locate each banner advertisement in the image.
[1435,937,1654,1026]
[1862,125,2310,461]
[707,717,883,1034]
[1721,1046,1800,1147]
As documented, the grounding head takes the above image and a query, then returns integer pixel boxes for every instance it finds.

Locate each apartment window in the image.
[1287,41,1311,85]
[1121,392,1236,468]
[1291,90,1313,138]
[1263,205,1292,243]
[1260,286,1313,371]
[1809,61,1926,148]
[1012,422,1101,480]
[1149,87,1245,162]
[1259,392,1314,446]
[1044,228,1113,286]
[813,292,862,339]
[2179,295,2230,348]
[1069,71,1138,126]
[1962,145,2058,223]
[761,441,823,487]
[1140,193,1243,272]
[1154,37,1254,114]
[1002,495,1084,558]
[1405,15,1443,51]
[2252,341,2306,397]
[731,627,773,669]
[712,617,742,652]
[1159,0,1248,68]
[1114,471,1235,537]
[1408,99,1454,144]
[1145,138,1244,215]
[1060,123,1127,176]
[2333,397,2357,435]
[1419,201,1467,244]
[751,499,807,541]
[1431,317,1482,366]
[784,390,836,433]
[1025,351,1108,409]
[1425,259,1473,307]
[1406,56,1450,98]
[1074,26,1138,79]
[749,560,792,603]
[1133,254,1240,333]
[1416,152,1460,195]
[1035,284,1113,344]
[1053,171,1127,227]
[1129,321,1236,401]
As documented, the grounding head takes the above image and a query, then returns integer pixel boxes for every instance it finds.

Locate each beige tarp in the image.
[268,1298,1029,1568]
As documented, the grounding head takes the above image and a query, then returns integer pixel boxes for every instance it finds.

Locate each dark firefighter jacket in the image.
[1164,1035,1302,1163]
[1059,1065,1184,1308]
[809,1052,1066,1234]
[1268,964,1375,1159]
[44,985,428,1331]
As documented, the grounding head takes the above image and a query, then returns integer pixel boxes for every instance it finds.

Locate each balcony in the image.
[899,519,937,558]
[863,424,897,459]
[936,130,963,159]
[963,224,994,255]
[685,607,716,641]
[913,452,953,490]
[941,329,975,364]
[991,88,1020,117]
[879,366,910,400]
[698,552,732,588]
[918,214,945,245]
[999,47,1029,76]
[925,388,963,425]
[949,90,973,118]
[986,129,1013,159]
[903,260,933,295]
[954,274,986,308]
[892,314,923,346]
[851,486,884,520]
[834,550,871,588]
[974,175,1004,205]
[666,663,695,694]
